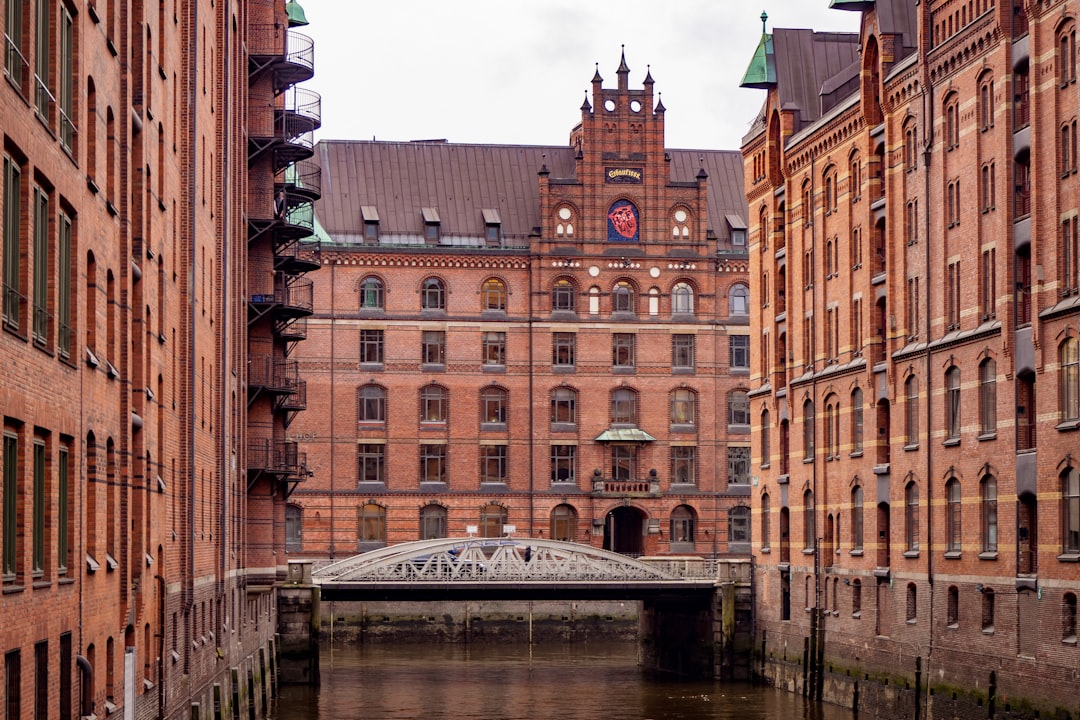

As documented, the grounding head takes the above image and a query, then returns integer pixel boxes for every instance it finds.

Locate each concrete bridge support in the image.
[278,560,320,685]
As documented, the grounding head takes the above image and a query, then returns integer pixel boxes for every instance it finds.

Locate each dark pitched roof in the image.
[314,140,747,247]
[771,28,861,134]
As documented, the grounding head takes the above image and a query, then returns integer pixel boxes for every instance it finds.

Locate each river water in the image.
[271,641,854,720]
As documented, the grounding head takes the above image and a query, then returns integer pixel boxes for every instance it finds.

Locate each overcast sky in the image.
[299,1,860,151]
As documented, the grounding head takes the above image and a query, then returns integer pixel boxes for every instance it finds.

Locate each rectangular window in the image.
[851,298,863,355]
[59,633,71,720]
[34,0,51,120]
[57,210,71,358]
[612,333,635,368]
[33,641,46,720]
[551,445,576,484]
[552,332,575,367]
[32,438,45,577]
[58,5,74,151]
[610,445,635,481]
[6,649,21,720]
[825,308,838,362]
[673,334,695,370]
[3,431,18,580]
[482,331,505,366]
[727,446,751,485]
[32,185,49,345]
[421,330,445,366]
[671,446,696,485]
[3,155,23,331]
[980,248,996,320]
[357,444,385,484]
[419,444,446,484]
[57,442,69,574]
[1063,217,1079,296]
[359,329,384,364]
[730,335,749,369]
[946,261,961,330]
[480,445,507,484]
[5,0,28,91]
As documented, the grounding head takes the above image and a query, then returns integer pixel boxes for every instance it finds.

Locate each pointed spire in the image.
[760,10,768,34]
[655,92,666,114]
[592,62,603,84]
[581,91,592,112]
[617,44,630,75]
[697,155,709,181]
[643,64,654,86]
[740,11,776,88]
[539,152,550,177]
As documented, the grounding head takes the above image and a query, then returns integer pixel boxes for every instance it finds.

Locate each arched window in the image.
[849,152,862,202]
[981,474,998,552]
[420,504,447,540]
[946,478,962,553]
[905,375,919,445]
[612,281,635,313]
[357,385,386,423]
[359,277,384,309]
[671,505,697,543]
[1061,338,1079,421]
[1063,466,1080,554]
[945,367,961,440]
[552,278,575,312]
[980,358,997,434]
[979,76,994,130]
[803,490,816,549]
[905,481,920,551]
[851,485,864,550]
[551,387,577,424]
[550,504,577,541]
[824,395,839,459]
[760,408,771,466]
[420,277,446,310]
[671,389,696,425]
[480,386,507,425]
[611,388,637,425]
[803,399,815,460]
[728,506,750,544]
[671,207,691,239]
[359,503,386,543]
[945,95,960,148]
[729,283,750,316]
[481,278,506,311]
[672,282,694,315]
[420,385,448,423]
[480,503,508,538]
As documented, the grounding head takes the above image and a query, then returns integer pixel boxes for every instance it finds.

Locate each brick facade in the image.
[744,1,1080,717]
[287,54,753,563]
[1,1,318,718]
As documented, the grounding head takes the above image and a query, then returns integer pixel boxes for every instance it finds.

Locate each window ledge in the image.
[1055,419,1080,431]
[1056,553,1080,563]
[944,551,962,560]
[552,365,577,373]
[849,450,864,458]
[849,549,864,556]
[947,623,959,631]
[802,457,815,464]
[672,367,696,375]
[852,612,861,619]
[421,363,446,373]
[978,551,999,561]
[2,584,25,595]
[760,547,771,554]
[904,443,919,452]
[612,366,636,375]
[942,438,960,447]
[482,364,506,373]
[982,627,995,636]
[1063,636,1078,646]
[906,619,917,625]
[802,548,816,555]
[903,550,920,558]
[977,432,997,442]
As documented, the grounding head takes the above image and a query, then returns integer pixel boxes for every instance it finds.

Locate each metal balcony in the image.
[248,24,315,90]
[249,274,314,325]
[248,355,299,400]
[277,379,307,428]
[274,314,308,344]
[275,236,320,274]
[279,86,321,139]
[276,156,322,203]
[247,437,308,496]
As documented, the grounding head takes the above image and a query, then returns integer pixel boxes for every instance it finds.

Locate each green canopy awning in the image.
[594,428,656,443]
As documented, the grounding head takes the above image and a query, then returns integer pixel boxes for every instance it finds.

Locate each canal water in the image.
[272,641,855,720]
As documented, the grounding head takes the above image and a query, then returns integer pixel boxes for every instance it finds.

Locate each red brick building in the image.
[288,53,752,561]
[743,0,1080,716]
[1,0,319,718]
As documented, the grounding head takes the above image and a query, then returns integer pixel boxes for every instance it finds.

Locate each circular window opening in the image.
[604,99,616,112]
[558,207,573,221]
[630,100,642,113]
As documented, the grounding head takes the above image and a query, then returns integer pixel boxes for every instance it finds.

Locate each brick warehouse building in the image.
[1,0,319,718]
[742,0,1080,717]
[285,53,753,561]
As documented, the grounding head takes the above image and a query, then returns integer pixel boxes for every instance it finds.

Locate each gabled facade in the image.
[287,53,753,561]
[743,1,1080,716]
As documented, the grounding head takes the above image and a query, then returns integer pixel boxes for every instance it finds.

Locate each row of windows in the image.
[358,275,750,317]
[357,383,752,430]
[358,329,750,373]
[352,443,752,488]
[760,463,1080,565]
[285,502,751,549]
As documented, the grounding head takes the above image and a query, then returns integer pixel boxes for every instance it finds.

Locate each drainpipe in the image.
[219,0,231,593]
[76,655,93,717]
[154,574,167,720]
[808,149,824,702]
[527,258,535,538]
[186,0,199,621]
[329,262,335,558]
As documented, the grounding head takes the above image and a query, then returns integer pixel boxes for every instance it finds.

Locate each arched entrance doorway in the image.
[603,506,646,555]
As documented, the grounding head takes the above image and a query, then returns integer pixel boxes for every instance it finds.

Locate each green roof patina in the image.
[828,0,875,10]
[739,12,776,89]
[594,429,657,443]
[285,0,309,27]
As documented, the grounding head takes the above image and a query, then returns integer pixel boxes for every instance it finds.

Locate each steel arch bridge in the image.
[311,538,719,602]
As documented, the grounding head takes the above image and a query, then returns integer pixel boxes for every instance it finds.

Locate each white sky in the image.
[299,1,860,151]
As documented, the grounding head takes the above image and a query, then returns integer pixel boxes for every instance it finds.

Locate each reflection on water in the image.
[272,641,854,720]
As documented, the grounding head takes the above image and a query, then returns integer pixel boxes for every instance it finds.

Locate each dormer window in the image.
[361,205,379,243]
[726,214,747,247]
[482,208,502,246]
[422,207,441,243]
